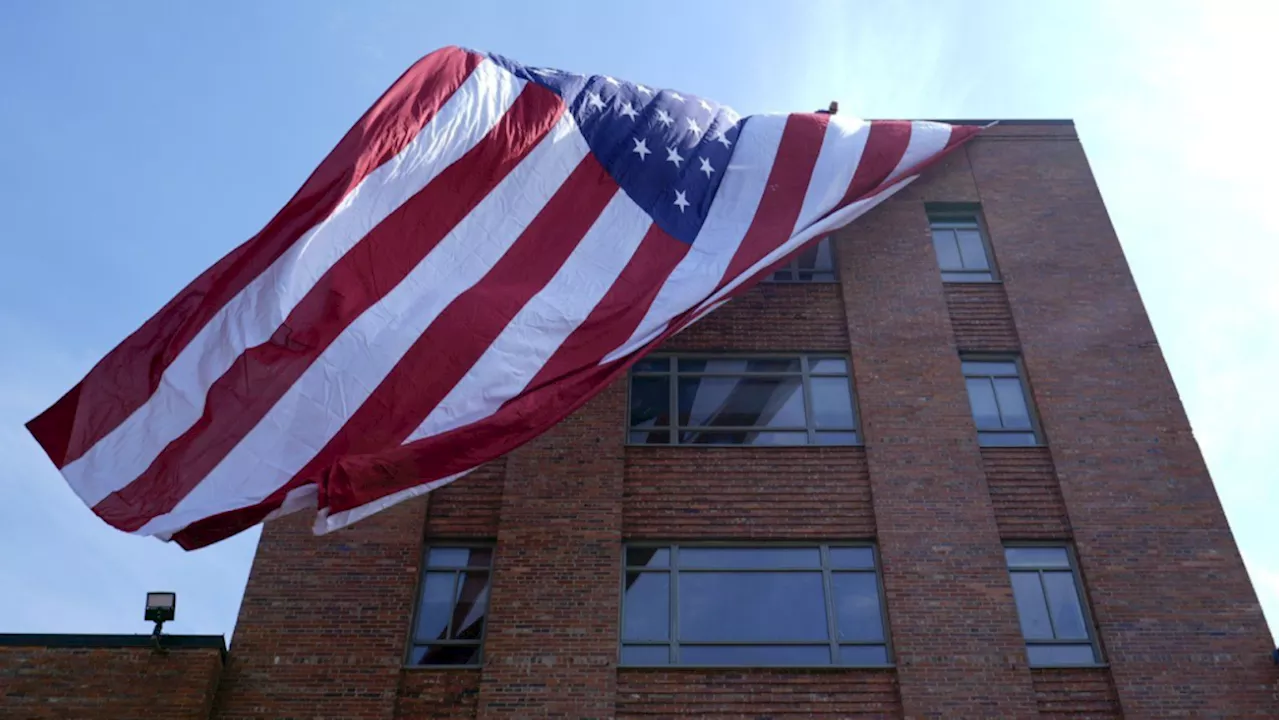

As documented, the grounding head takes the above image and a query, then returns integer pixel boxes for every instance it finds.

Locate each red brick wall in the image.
[616,668,901,718]
[474,383,626,718]
[0,644,222,720]
[972,123,1278,715]
[624,447,874,538]
[943,282,1021,352]
[834,187,1040,716]
[982,447,1071,539]
[663,282,848,352]
[424,459,506,537]
[395,670,481,719]
[1031,668,1122,719]
[213,499,428,719]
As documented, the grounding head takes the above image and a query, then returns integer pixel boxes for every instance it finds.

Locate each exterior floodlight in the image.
[145,592,176,651]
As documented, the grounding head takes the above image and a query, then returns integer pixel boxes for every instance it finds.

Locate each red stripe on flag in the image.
[720,113,829,282]
[170,224,690,549]
[27,47,481,469]
[91,82,567,532]
[303,152,621,512]
[838,120,912,207]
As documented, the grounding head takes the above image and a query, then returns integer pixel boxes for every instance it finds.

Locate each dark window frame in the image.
[764,236,838,283]
[620,542,893,668]
[1004,542,1104,667]
[960,354,1044,447]
[928,206,999,283]
[406,541,495,668]
[626,354,862,447]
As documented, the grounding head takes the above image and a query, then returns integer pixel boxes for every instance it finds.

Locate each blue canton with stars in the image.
[488,53,743,245]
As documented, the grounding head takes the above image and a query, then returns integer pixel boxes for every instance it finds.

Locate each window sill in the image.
[402,664,484,670]
[942,278,1002,285]
[1028,662,1109,670]
[977,443,1048,450]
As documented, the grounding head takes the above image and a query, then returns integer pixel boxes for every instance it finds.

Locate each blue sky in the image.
[1,1,1274,642]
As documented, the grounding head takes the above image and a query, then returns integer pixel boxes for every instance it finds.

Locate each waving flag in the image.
[27,47,980,549]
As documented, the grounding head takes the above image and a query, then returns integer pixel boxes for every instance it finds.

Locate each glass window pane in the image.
[932,229,963,270]
[680,430,808,446]
[956,229,990,270]
[832,572,885,642]
[679,645,831,666]
[679,572,828,642]
[808,357,849,374]
[450,572,489,640]
[829,547,876,569]
[623,572,670,641]
[942,270,993,282]
[1010,571,1054,640]
[679,377,805,428]
[621,645,670,665]
[793,240,822,271]
[813,237,835,272]
[409,644,480,666]
[979,431,1038,447]
[678,358,802,373]
[427,548,473,567]
[814,431,859,446]
[1005,547,1071,569]
[630,376,670,427]
[961,361,1018,376]
[808,271,836,282]
[810,377,856,428]
[838,645,890,665]
[679,547,822,569]
[1026,643,1096,666]
[415,572,456,642]
[966,378,1001,429]
[632,357,670,373]
[993,378,1032,429]
[626,547,670,568]
[629,430,671,445]
[1043,572,1089,640]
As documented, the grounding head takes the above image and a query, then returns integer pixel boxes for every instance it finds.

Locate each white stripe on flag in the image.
[600,114,787,363]
[135,111,588,537]
[791,116,870,236]
[63,58,525,508]
[405,189,653,443]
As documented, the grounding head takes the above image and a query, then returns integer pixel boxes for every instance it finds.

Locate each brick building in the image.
[3,119,1275,718]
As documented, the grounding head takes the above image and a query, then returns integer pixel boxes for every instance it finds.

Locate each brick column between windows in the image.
[971,130,1278,716]
[836,191,1040,718]
[476,382,625,719]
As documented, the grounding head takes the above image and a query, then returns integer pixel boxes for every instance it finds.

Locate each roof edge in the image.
[0,633,227,656]
[925,119,1074,126]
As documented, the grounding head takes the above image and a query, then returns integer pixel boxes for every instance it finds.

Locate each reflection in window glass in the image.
[410,546,493,666]
[621,545,889,666]
[767,236,836,282]
[962,358,1039,446]
[629,356,859,445]
[929,215,995,281]
[1005,545,1099,667]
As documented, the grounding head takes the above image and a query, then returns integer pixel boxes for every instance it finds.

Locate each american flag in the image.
[26,47,979,549]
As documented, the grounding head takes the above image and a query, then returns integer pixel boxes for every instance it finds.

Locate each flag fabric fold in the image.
[26,46,980,549]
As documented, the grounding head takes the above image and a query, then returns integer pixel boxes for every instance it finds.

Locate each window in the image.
[1005,545,1101,666]
[930,214,996,282]
[961,358,1039,446]
[621,544,890,666]
[408,545,493,666]
[628,355,860,446]
[766,236,836,282]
